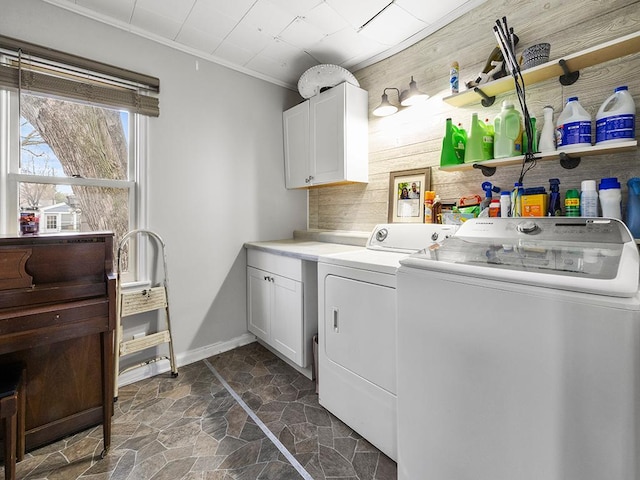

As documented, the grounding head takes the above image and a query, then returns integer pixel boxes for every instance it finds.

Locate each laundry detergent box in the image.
[521,188,548,216]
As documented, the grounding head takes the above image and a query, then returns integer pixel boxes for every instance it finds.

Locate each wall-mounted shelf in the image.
[443,30,640,108]
[440,140,638,174]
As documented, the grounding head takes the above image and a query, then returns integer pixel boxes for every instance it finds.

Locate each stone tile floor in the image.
[2,342,396,479]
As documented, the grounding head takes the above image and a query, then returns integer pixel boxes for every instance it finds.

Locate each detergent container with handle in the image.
[556,96,591,148]
[494,101,523,158]
[464,113,492,163]
[626,177,640,238]
[440,118,466,166]
[595,86,636,144]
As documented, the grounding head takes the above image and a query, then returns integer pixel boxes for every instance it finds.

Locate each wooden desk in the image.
[0,233,115,456]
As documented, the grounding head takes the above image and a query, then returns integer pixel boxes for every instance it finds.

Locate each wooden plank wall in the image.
[308,0,640,232]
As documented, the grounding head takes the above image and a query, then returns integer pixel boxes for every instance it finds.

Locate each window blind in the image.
[0,35,159,117]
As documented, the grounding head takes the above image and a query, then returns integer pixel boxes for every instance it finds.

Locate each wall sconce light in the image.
[372,76,429,116]
[372,88,400,117]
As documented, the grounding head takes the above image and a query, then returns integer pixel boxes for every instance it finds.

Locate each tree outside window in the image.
[17,93,135,271]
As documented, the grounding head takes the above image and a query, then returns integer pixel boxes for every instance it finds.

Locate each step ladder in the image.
[114,229,178,399]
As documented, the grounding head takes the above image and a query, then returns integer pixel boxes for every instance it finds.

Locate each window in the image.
[45,214,58,231]
[0,35,159,282]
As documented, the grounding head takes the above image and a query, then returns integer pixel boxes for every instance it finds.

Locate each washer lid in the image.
[400,217,639,297]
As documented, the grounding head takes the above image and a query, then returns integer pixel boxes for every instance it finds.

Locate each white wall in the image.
[1,0,307,364]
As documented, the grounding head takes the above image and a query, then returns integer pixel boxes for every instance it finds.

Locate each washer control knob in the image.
[375,228,388,242]
[517,221,539,234]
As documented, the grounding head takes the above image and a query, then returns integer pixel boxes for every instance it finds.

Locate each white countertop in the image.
[245,239,365,262]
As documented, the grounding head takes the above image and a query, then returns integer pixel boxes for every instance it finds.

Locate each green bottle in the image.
[464,113,490,163]
[454,123,467,162]
[565,189,580,216]
[440,118,465,166]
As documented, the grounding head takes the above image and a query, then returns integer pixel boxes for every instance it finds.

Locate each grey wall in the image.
[1,0,307,362]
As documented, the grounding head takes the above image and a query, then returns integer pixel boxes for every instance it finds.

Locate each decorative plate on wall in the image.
[298,64,360,99]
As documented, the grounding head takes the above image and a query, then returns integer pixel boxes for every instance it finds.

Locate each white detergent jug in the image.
[595,86,636,144]
[494,101,523,158]
[556,96,591,148]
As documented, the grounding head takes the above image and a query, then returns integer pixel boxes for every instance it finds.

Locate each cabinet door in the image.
[283,101,310,189]
[247,266,270,341]
[271,273,303,366]
[310,84,345,185]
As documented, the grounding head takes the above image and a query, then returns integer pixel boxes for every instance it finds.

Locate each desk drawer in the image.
[0,299,109,354]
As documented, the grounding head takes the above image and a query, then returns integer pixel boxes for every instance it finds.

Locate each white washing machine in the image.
[317,223,457,460]
[396,217,640,480]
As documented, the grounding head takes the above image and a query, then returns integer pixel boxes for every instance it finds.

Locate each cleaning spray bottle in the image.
[480,181,501,215]
[547,178,562,216]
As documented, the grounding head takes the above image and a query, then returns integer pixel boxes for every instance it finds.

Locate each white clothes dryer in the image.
[317,223,457,460]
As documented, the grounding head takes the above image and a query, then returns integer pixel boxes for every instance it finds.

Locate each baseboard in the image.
[117,332,257,388]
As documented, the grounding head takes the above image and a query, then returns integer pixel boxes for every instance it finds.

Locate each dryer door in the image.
[324,275,396,393]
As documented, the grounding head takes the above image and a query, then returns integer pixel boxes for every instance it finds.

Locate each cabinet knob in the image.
[54,313,61,320]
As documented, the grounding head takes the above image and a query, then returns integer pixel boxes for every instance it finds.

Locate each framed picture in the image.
[388,167,431,223]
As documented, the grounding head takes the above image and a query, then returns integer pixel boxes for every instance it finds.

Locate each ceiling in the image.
[43,0,485,91]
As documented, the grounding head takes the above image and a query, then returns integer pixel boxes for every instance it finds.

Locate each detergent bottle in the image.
[599,177,622,219]
[625,177,640,238]
[556,96,592,148]
[464,113,491,163]
[595,86,636,144]
[440,118,465,166]
[454,123,467,162]
[483,118,495,159]
[494,101,523,158]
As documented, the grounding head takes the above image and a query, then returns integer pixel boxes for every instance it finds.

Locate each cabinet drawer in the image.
[247,249,302,281]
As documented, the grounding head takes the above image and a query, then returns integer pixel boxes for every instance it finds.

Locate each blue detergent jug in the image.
[625,177,640,238]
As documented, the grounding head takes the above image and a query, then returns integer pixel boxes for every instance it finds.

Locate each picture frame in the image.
[388,167,431,223]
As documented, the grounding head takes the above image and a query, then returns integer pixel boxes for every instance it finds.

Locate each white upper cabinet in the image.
[283,82,368,189]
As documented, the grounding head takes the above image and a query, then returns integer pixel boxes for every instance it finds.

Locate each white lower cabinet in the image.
[246,249,317,370]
